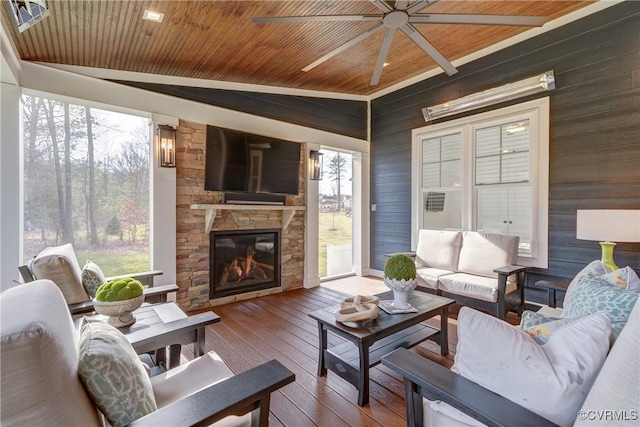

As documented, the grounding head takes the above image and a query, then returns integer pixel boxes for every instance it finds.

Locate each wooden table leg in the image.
[548,288,557,308]
[357,340,370,406]
[440,307,449,356]
[169,345,181,369]
[317,322,327,376]
[195,326,206,357]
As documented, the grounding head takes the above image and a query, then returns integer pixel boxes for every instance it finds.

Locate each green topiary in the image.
[384,254,417,281]
[95,277,144,302]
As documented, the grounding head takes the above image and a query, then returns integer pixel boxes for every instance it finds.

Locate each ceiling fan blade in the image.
[409,14,547,27]
[253,15,380,24]
[370,27,396,86]
[400,23,457,76]
[302,24,384,72]
[370,0,393,13]
[394,0,409,10]
[406,0,437,15]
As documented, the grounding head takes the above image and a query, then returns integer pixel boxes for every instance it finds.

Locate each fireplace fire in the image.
[210,229,281,298]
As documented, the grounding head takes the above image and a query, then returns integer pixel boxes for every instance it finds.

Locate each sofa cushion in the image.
[574,300,639,426]
[416,267,454,290]
[151,351,251,426]
[562,276,639,343]
[415,229,462,271]
[563,260,610,304]
[455,307,611,427]
[0,280,102,427]
[30,243,89,304]
[439,272,517,303]
[78,319,157,427]
[457,232,519,279]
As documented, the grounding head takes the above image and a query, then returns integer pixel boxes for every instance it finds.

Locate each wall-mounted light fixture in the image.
[422,70,555,122]
[309,150,323,180]
[156,124,176,168]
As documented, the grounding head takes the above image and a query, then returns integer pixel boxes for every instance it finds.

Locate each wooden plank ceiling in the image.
[3,0,595,96]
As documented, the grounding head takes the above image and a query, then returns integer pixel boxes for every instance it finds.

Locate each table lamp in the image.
[576,209,640,271]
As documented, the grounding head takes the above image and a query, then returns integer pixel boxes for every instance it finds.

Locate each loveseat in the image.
[383,261,640,427]
[414,229,527,319]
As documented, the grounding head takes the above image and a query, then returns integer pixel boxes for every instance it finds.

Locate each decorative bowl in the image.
[92,295,145,327]
[383,277,417,309]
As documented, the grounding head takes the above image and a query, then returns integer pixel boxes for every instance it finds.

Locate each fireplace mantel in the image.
[191,204,305,233]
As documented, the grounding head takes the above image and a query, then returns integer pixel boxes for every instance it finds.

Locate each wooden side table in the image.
[534,279,571,308]
[76,302,219,369]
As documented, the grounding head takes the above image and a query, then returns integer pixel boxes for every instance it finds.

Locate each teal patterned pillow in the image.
[78,319,157,427]
[519,311,586,344]
[562,276,639,343]
[81,260,106,298]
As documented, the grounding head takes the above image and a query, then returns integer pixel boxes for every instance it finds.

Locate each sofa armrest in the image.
[142,284,179,303]
[493,265,529,276]
[107,270,163,287]
[128,359,295,427]
[68,300,96,316]
[382,348,558,427]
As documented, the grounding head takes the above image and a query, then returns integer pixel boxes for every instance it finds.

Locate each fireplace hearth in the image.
[210,229,281,298]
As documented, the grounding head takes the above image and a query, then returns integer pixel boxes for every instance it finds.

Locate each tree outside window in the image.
[22,95,150,275]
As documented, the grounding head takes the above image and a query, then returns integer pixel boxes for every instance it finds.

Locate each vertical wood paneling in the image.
[370,2,640,302]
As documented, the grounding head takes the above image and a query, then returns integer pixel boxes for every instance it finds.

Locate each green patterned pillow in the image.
[519,311,586,344]
[562,276,639,343]
[78,319,157,427]
[81,260,106,298]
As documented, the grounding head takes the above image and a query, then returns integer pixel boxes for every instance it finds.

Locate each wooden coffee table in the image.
[309,291,454,406]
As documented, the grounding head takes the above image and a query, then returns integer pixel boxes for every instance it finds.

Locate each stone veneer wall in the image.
[175,119,306,311]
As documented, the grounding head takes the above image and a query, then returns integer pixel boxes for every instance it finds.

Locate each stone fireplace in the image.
[210,229,281,298]
[175,119,306,311]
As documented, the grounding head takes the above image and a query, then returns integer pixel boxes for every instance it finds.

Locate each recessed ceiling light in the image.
[143,10,164,23]
[383,62,390,67]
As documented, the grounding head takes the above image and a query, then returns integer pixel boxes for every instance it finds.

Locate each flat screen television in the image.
[204,125,301,195]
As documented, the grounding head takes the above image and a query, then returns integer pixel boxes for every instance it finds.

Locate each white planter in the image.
[383,277,417,309]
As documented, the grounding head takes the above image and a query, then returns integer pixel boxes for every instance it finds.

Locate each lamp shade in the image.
[576,210,640,242]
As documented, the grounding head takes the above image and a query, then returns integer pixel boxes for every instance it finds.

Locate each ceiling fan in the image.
[253,0,548,86]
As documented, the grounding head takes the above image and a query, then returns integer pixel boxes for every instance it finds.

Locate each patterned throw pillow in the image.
[562,276,639,343]
[519,311,586,344]
[600,266,640,293]
[81,260,106,298]
[77,319,157,427]
[563,260,610,304]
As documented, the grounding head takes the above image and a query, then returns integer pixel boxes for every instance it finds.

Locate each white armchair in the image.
[20,243,177,315]
[0,280,294,426]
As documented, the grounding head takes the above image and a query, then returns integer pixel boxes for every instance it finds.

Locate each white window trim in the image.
[411,97,549,268]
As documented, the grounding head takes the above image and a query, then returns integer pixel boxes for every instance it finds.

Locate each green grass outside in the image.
[75,249,149,277]
[319,211,352,277]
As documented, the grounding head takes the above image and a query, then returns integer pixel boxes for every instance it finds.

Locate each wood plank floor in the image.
[184,276,520,427]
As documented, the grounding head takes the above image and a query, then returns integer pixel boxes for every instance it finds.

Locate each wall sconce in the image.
[422,70,555,121]
[156,124,176,168]
[309,150,323,180]
[576,209,640,271]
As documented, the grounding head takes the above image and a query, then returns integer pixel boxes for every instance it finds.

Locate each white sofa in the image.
[383,298,639,427]
[414,229,527,319]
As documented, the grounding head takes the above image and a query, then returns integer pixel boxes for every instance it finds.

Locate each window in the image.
[411,98,549,267]
[22,95,151,275]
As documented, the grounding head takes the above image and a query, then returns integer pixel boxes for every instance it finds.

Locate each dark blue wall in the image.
[370,2,640,302]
